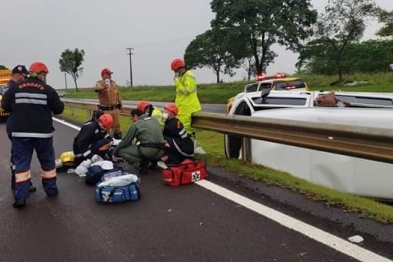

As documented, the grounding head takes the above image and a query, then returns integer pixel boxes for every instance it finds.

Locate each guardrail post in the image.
[241,138,252,162]
[70,107,74,116]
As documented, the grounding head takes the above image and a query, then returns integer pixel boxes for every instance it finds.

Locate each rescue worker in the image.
[112,109,165,174]
[170,58,201,134]
[137,100,164,126]
[315,92,351,107]
[4,65,36,192]
[1,62,64,208]
[73,113,114,165]
[95,68,123,139]
[87,109,104,123]
[158,103,194,168]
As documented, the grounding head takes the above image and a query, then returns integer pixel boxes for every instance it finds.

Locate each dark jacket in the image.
[1,77,64,138]
[73,121,112,157]
[163,117,194,156]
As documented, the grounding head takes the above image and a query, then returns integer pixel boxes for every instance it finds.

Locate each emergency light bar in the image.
[256,72,286,81]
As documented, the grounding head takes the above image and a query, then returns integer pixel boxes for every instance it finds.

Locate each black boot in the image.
[114,132,122,139]
[13,199,26,208]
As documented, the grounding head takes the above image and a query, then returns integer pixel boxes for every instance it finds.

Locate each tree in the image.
[184,29,239,83]
[59,48,85,91]
[375,8,393,37]
[0,65,7,70]
[309,0,376,82]
[210,0,317,75]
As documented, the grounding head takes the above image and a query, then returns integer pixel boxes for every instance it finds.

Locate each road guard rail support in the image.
[62,99,393,164]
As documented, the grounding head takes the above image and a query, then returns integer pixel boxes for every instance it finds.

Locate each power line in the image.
[126,48,134,87]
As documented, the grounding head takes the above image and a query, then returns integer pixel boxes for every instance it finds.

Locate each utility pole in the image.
[126,48,134,87]
[64,72,68,90]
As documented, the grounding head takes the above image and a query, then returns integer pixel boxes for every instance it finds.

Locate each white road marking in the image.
[196,179,392,262]
[53,117,392,262]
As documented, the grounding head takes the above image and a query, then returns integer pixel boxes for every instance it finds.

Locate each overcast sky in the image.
[0,0,391,89]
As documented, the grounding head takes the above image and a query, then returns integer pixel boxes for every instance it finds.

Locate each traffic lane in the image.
[0,122,353,262]
[73,98,227,114]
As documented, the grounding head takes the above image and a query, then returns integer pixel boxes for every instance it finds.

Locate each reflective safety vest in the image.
[174,70,201,114]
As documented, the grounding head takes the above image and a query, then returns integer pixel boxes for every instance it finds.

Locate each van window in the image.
[274,79,306,90]
[335,95,393,106]
[252,97,308,106]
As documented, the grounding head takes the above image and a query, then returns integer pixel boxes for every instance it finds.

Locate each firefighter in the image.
[1,62,64,208]
[4,65,37,192]
[95,68,123,139]
[137,100,164,126]
[170,58,201,134]
[73,113,113,165]
[158,103,194,168]
[112,109,165,174]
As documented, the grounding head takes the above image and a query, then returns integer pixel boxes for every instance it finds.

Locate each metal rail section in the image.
[62,99,393,164]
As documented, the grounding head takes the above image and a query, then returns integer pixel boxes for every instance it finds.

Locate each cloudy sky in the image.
[0,0,391,89]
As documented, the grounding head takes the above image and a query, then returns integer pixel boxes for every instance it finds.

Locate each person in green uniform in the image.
[112,109,165,173]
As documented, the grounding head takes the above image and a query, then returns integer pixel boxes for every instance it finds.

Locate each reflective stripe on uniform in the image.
[179,128,187,139]
[15,171,31,183]
[83,149,91,157]
[15,92,48,105]
[173,140,194,157]
[12,132,53,138]
[15,98,47,105]
[41,168,57,179]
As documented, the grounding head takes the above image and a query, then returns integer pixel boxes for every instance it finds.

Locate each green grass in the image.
[61,106,393,224]
[61,73,393,104]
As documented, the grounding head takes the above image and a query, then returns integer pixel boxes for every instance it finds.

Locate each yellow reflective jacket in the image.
[152,107,164,126]
[174,70,201,114]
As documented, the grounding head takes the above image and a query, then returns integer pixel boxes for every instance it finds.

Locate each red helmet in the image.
[99,114,113,129]
[137,101,150,113]
[170,59,185,71]
[101,68,113,76]
[164,103,178,116]
[29,62,49,74]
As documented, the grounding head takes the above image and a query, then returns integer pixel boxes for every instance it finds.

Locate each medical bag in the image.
[162,159,207,186]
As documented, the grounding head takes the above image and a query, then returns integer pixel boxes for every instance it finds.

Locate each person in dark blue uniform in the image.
[4,65,37,193]
[1,62,64,208]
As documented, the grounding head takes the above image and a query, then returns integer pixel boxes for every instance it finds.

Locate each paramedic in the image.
[1,62,64,208]
[73,113,114,165]
[159,103,194,167]
[4,65,36,192]
[112,109,165,174]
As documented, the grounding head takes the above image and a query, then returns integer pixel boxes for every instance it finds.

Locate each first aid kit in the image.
[162,159,207,186]
[95,174,141,203]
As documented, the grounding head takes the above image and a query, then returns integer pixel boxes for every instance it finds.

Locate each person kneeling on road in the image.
[73,114,114,166]
[157,103,194,169]
[112,109,165,174]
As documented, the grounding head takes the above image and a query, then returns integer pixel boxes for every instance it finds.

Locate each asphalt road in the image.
[67,98,227,114]
[0,120,391,262]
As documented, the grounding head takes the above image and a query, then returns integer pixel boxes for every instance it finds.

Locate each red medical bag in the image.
[162,159,207,186]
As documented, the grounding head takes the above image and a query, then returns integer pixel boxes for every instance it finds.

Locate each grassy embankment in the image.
[60,73,393,223]
[62,72,393,103]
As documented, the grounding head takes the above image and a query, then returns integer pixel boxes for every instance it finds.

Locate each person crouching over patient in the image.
[112,109,165,174]
[73,114,114,166]
[158,103,194,169]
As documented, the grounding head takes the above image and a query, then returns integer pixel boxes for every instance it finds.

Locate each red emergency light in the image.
[256,72,286,81]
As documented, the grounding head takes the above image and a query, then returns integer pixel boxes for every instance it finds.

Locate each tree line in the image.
[184,0,393,83]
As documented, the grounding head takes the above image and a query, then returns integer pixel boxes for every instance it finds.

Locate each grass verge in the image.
[60,106,393,224]
[60,73,393,104]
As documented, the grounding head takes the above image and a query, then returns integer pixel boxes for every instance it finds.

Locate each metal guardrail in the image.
[62,99,393,164]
